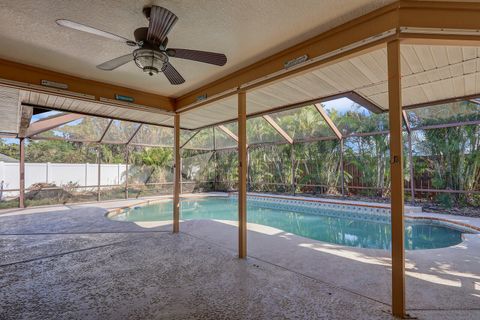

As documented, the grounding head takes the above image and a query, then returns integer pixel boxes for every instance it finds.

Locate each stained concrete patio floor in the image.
[0,198,479,319]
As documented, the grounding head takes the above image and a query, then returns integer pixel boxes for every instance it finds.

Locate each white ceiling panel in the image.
[186,44,480,129]
[0,86,20,134]
[18,90,172,126]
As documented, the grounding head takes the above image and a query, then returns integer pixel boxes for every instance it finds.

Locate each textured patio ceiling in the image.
[0,0,397,97]
[180,44,480,129]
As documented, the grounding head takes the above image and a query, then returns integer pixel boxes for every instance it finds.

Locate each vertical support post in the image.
[238,91,247,259]
[97,145,101,202]
[46,162,50,183]
[340,139,345,196]
[85,163,88,187]
[213,127,217,191]
[19,138,25,208]
[180,156,183,195]
[117,163,120,185]
[291,143,295,195]
[0,161,4,201]
[388,39,406,318]
[213,150,217,190]
[173,114,181,233]
[407,132,415,204]
[125,146,129,199]
[246,147,250,192]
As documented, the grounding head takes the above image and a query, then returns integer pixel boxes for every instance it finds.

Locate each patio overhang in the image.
[0,59,175,111]
[0,2,479,319]
[176,0,480,130]
[1,1,480,132]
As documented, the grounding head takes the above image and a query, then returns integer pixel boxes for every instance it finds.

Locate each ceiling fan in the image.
[56,5,227,85]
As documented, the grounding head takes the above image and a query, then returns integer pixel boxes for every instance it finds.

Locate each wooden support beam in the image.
[238,91,247,259]
[218,125,238,142]
[263,115,293,144]
[24,113,83,137]
[399,31,480,46]
[19,138,25,208]
[18,106,33,138]
[398,1,480,31]
[387,39,406,319]
[315,104,343,140]
[345,92,384,114]
[173,114,181,233]
[0,58,175,111]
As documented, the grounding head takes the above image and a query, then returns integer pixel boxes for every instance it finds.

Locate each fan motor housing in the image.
[134,27,148,43]
[142,6,152,20]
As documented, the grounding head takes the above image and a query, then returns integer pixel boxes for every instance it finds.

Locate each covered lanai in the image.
[1,1,480,319]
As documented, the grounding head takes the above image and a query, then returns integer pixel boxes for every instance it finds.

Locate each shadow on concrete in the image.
[177,219,480,312]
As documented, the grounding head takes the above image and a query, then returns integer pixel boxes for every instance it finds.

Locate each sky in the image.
[321,97,367,115]
[31,110,62,122]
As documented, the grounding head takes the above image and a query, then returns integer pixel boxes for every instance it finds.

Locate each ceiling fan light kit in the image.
[133,48,169,76]
[56,6,227,85]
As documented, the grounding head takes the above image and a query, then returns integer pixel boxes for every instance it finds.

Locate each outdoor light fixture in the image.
[133,48,168,76]
[57,6,226,84]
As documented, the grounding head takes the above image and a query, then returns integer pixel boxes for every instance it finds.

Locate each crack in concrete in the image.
[0,230,171,236]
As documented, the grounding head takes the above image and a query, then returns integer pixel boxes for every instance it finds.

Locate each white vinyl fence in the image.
[0,161,127,197]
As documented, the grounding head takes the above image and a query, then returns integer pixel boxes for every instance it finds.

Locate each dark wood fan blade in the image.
[97,53,133,71]
[163,63,185,85]
[56,19,134,44]
[147,6,178,45]
[166,49,227,66]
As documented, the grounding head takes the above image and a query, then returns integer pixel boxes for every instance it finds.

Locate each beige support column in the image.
[238,91,247,259]
[388,39,406,318]
[97,145,101,202]
[19,138,25,208]
[173,114,181,233]
[125,146,129,199]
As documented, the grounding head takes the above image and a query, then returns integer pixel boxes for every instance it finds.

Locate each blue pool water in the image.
[110,197,465,250]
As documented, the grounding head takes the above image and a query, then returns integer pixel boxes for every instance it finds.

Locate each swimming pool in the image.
[109,197,468,250]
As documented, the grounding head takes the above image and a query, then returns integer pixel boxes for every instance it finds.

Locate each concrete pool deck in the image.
[0,195,479,319]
